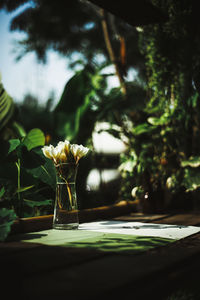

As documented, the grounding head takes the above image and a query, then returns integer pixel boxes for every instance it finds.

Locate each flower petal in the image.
[42,145,54,159]
[71,144,89,162]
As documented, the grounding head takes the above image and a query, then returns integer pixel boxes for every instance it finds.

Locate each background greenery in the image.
[1,0,200,239]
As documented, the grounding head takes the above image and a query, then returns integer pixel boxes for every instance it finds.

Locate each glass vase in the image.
[53,163,79,230]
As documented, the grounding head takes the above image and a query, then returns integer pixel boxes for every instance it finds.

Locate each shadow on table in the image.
[9,232,48,242]
[64,234,173,254]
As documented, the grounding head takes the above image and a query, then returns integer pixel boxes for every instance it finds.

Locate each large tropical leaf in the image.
[0,83,15,131]
[54,69,91,141]
[54,66,100,143]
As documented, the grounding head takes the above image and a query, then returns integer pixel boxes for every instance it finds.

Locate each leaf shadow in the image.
[64,235,172,254]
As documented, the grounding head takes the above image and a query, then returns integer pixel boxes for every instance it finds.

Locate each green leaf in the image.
[12,121,26,138]
[183,168,200,191]
[23,199,52,208]
[27,158,56,190]
[23,128,45,151]
[133,123,156,135]
[54,67,97,143]
[19,146,45,169]
[8,139,20,154]
[15,185,34,194]
[181,156,200,168]
[0,186,5,198]
[147,113,169,126]
[55,69,90,113]
[0,83,15,131]
[0,208,16,242]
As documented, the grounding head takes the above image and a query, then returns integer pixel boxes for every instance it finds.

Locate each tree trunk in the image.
[99,8,127,95]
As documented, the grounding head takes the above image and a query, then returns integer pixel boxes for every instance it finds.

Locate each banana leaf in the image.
[54,66,98,143]
[0,83,15,131]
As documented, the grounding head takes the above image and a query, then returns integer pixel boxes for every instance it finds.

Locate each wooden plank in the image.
[113,212,170,223]
[107,241,200,299]
[153,213,200,226]
[1,244,107,274]
[0,244,108,298]
[19,232,200,299]
[79,200,137,223]
[12,214,53,234]
[2,213,200,298]
[11,200,137,235]
[0,241,40,255]
[113,212,200,226]
[3,210,200,298]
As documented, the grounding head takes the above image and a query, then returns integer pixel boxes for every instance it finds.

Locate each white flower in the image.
[52,145,63,164]
[42,144,61,164]
[56,141,65,152]
[42,145,55,160]
[63,140,71,156]
[42,140,89,165]
[70,144,89,163]
[54,140,71,163]
[70,144,79,158]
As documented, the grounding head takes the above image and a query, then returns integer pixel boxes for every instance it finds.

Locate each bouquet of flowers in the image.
[42,140,89,220]
[42,140,89,165]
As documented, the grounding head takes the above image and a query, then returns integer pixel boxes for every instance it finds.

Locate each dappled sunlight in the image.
[87,169,120,191]
[80,220,200,240]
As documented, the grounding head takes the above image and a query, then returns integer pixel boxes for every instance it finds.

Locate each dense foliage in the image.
[119,0,200,211]
[2,0,200,240]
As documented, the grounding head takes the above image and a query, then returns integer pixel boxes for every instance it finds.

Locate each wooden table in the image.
[2,209,200,299]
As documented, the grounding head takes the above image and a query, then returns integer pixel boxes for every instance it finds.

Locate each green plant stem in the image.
[15,158,22,217]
